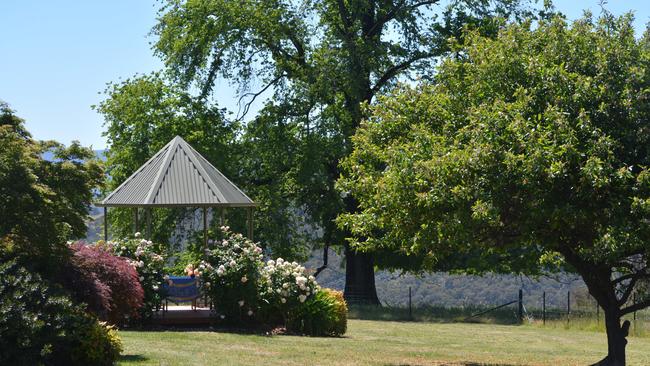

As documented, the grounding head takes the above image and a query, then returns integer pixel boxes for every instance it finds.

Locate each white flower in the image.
[229,260,236,267]
[153,285,159,291]
[247,310,253,316]
[281,298,286,304]
[267,260,275,266]
[282,282,289,289]
[241,276,248,283]
[220,314,225,319]
[234,244,240,249]
[134,232,141,238]
[121,246,127,251]
[276,289,281,294]
[238,300,245,307]
[308,275,315,281]
[298,295,307,303]
[276,258,284,265]
[139,276,144,281]
[138,261,144,268]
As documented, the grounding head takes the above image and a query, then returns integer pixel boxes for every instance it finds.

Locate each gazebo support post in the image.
[134,208,139,233]
[247,207,253,241]
[203,207,208,248]
[146,208,152,240]
[103,207,108,242]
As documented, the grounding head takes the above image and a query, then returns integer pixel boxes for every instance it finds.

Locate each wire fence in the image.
[350,286,650,337]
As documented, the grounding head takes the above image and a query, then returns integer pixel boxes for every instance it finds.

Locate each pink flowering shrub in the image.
[69,242,144,325]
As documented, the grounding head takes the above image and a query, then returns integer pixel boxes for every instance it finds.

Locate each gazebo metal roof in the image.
[97,136,256,208]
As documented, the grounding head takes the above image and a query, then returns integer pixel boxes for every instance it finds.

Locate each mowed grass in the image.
[118,319,650,366]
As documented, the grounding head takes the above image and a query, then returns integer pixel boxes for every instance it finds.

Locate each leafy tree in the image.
[150,0,541,303]
[95,74,237,246]
[339,14,650,365]
[0,101,104,275]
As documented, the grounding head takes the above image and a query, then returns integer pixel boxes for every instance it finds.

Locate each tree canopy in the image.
[338,13,650,364]
[103,0,542,303]
[0,101,104,274]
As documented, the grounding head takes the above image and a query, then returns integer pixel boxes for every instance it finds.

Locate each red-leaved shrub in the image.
[61,253,112,318]
[68,242,144,324]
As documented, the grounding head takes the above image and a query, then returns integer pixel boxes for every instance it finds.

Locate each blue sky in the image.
[1,1,649,149]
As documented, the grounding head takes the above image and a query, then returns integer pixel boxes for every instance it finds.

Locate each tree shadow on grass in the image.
[119,354,149,363]
[387,363,521,366]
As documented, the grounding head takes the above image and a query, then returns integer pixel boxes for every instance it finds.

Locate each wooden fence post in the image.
[408,287,413,321]
[518,289,523,324]
[543,291,546,326]
[567,291,571,325]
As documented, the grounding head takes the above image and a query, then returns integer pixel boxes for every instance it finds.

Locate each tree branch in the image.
[366,0,439,38]
[369,52,435,97]
[337,0,352,29]
[236,73,286,120]
[621,297,650,315]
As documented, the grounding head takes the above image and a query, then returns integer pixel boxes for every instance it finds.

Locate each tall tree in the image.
[152,0,539,303]
[97,74,316,258]
[339,14,650,365]
[0,101,104,275]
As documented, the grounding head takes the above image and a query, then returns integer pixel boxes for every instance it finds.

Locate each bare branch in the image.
[236,73,286,120]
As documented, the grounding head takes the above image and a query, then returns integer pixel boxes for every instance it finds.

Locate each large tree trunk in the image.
[592,309,630,366]
[344,243,380,305]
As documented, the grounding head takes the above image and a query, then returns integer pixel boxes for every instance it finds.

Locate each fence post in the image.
[633,293,637,335]
[408,286,413,321]
[567,291,571,325]
[518,289,523,324]
[543,291,546,326]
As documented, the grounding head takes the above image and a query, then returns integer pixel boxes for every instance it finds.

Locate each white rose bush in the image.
[199,226,333,331]
[259,258,319,322]
[104,232,166,320]
[199,226,264,323]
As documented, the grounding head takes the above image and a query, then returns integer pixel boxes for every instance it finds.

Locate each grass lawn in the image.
[118,319,650,366]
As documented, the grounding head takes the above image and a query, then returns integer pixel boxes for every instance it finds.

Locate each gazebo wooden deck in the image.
[152,305,213,326]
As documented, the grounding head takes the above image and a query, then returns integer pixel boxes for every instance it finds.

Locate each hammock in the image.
[163,276,200,304]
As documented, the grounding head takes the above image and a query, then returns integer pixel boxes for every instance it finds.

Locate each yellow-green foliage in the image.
[71,320,122,366]
[287,288,348,337]
[326,289,348,336]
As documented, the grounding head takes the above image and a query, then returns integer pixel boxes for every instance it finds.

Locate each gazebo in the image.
[96,135,257,246]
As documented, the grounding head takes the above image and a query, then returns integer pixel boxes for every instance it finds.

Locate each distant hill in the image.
[42,149,106,162]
